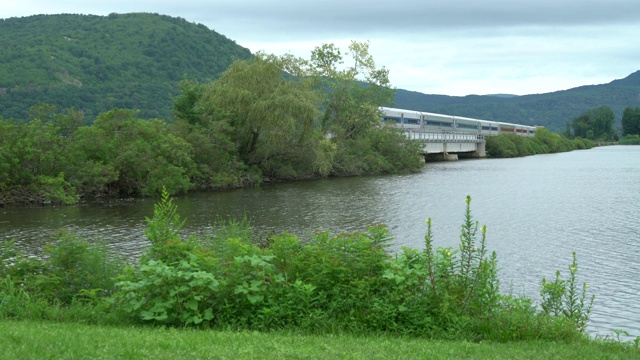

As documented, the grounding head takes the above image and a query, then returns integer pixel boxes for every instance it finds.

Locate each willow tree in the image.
[199,53,332,179]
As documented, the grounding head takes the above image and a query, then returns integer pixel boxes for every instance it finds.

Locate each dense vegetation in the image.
[395,71,640,131]
[0,44,424,206]
[1,193,611,344]
[621,107,640,137]
[567,106,617,141]
[485,128,595,158]
[0,13,252,120]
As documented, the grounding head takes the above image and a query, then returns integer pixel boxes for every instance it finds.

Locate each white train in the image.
[380,106,537,137]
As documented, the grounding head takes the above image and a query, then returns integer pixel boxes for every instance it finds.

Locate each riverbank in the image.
[1,320,637,359]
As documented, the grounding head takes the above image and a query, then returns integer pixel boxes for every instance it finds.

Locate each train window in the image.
[426,120,453,127]
[384,116,401,123]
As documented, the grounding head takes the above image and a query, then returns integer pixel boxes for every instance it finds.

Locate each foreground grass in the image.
[1,320,637,360]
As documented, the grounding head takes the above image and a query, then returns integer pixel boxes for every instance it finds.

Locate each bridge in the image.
[400,129,486,161]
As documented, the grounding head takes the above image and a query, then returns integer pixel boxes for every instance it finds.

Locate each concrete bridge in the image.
[401,129,486,161]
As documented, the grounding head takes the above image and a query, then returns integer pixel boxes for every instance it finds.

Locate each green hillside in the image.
[0,13,252,120]
[395,71,640,131]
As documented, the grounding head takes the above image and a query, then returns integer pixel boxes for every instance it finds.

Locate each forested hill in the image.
[0,13,252,120]
[395,71,640,131]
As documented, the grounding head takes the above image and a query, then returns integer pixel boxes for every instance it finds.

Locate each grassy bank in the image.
[1,320,637,360]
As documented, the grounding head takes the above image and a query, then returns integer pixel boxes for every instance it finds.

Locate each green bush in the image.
[619,134,640,145]
[1,231,124,306]
[116,257,219,325]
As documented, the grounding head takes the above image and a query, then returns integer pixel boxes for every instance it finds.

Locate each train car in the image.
[380,106,536,138]
[453,116,480,132]
[380,107,422,129]
[498,122,516,134]
[422,112,455,130]
[479,119,500,136]
[380,107,404,125]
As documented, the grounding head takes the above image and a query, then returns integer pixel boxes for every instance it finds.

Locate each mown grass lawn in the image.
[1,320,637,360]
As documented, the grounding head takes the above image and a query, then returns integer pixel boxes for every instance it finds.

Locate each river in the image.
[2,145,639,339]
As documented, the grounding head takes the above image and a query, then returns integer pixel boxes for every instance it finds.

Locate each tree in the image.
[571,106,616,140]
[198,53,329,179]
[621,107,640,136]
[308,41,395,140]
[71,109,195,197]
[171,78,251,189]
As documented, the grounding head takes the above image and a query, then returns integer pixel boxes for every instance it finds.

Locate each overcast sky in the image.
[3,0,639,96]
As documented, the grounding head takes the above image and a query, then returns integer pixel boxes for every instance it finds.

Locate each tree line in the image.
[0,43,424,205]
[564,105,640,142]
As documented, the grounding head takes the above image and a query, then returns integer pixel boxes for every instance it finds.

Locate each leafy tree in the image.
[571,106,617,140]
[308,41,395,140]
[0,105,82,204]
[304,41,422,175]
[621,107,640,136]
[198,53,329,179]
[71,109,195,197]
[171,79,252,189]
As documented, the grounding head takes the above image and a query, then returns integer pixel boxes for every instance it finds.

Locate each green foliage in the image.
[304,41,423,176]
[571,106,617,140]
[540,252,595,333]
[619,134,640,145]
[416,197,500,329]
[0,107,82,204]
[486,128,594,158]
[198,53,326,180]
[73,109,195,197]
[621,107,640,136]
[116,258,219,325]
[309,41,395,140]
[144,188,185,248]
[1,231,125,306]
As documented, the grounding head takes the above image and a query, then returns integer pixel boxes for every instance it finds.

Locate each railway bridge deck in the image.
[401,129,486,161]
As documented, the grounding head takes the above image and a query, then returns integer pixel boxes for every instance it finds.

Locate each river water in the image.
[2,145,639,339]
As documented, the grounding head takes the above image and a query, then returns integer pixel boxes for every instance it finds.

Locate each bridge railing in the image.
[400,129,485,143]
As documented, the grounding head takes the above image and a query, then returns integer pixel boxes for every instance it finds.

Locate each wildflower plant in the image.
[421,196,500,321]
[540,252,594,333]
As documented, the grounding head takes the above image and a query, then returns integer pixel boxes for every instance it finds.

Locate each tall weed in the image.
[541,252,594,332]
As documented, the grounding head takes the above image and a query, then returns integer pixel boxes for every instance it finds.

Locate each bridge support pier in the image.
[425,152,458,161]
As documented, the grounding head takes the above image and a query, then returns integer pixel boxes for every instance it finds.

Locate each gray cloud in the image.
[195,1,640,33]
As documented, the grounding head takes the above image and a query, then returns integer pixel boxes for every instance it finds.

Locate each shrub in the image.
[540,252,594,333]
[1,231,124,305]
[116,257,219,325]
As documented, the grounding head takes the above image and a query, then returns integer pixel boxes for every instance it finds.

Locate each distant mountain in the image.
[394,71,640,131]
[485,94,519,98]
[0,13,252,120]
